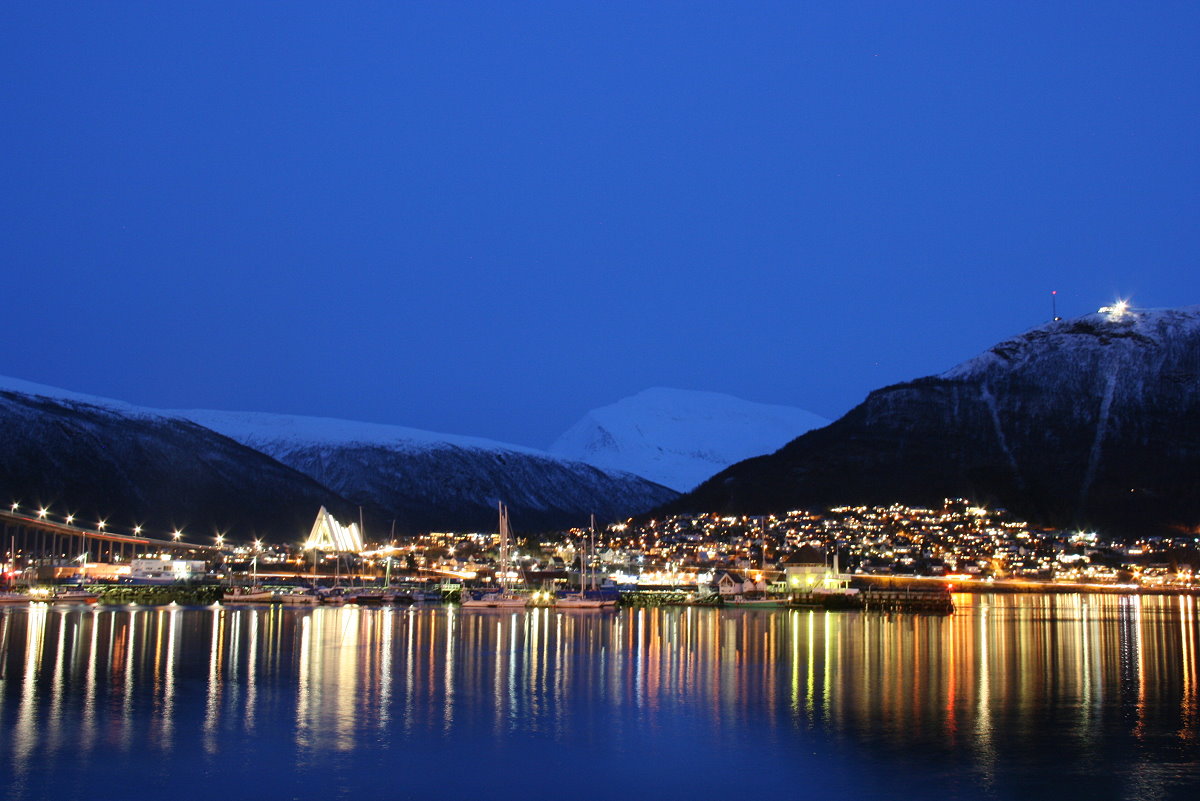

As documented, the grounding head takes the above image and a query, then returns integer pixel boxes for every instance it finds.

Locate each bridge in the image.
[0,508,219,573]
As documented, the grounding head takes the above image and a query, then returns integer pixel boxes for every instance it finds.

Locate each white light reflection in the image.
[443,605,455,732]
[296,613,312,749]
[246,609,258,731]
[162,605,178,749]
[204,607,223,753]
[13,603,48,773]
[379,606,393,729]
[46,611,68,753]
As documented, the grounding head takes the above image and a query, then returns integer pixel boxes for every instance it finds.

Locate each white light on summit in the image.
[1098,299,1131,320]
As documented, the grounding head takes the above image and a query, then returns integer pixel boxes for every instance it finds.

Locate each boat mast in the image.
[589,514,597,592]
[387,519,396,588]
[577,523,587,596]
[498,501,509,592]
[761,517,767,577]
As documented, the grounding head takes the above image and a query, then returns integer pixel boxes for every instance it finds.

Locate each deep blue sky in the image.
[2,2,1198,447]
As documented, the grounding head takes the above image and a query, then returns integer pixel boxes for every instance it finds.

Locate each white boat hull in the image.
[462,593,527,608]
[223,591,277,603]
[555,597,617,609]
[278,593,318,605]
[52,592,99,604]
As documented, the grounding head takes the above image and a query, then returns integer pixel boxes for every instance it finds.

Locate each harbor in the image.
[1,595,1197,801]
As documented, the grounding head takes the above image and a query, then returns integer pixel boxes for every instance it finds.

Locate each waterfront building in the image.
[304,506,364,553]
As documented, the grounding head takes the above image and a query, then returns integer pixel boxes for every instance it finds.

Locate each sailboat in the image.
[224,547,278,603]
[556,515,617,610]
[461,503,528,608]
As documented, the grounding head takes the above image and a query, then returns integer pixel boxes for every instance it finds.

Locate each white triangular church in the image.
[304,506,364,553]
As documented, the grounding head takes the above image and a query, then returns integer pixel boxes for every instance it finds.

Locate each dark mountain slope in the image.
[0,389,356,542]
[662,306,1200,537]
[0,377,675,541]
[178,409,678,533]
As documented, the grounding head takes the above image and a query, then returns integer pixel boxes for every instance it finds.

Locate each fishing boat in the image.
[278,590,319,605]
[52,589,99,604]
[224,545,278,602]
[223,587,278,603]
[462,503,528,609]
[317,588,347,605]
[556,514,617,609]
[344,589,387,605]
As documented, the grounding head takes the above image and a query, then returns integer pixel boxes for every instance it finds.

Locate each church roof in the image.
[304,506,364,553]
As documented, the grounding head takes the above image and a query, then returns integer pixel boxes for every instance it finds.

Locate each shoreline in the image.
[850,574,1200,596]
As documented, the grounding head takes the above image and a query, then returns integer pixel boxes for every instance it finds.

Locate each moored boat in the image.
[223,587,278,603]
[555,514,617,609]
[278,590,319,605]
[317,588,347,605]
[52,589,99,604]
[462,590,527,608]
[462,503,530,609]
[344,589,387,605]
[556,595,617,609]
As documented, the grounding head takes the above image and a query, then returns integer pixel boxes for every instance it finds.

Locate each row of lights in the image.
[7,501,234,547]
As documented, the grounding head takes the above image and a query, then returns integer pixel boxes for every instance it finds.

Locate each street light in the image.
[96,520,106,530]
[133,525,142,535]
[65,514,74,525]
[10,502,18,512]
[172,530,183,541]
[37,507,48,519]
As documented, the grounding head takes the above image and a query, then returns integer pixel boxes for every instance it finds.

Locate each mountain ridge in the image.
[660,305,1200,537]
[0,376,676,539]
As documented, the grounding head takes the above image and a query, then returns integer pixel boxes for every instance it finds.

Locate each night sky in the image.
[3,2,1198,447]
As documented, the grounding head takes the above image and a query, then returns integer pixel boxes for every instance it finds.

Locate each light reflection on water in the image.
[0,594,1197,800]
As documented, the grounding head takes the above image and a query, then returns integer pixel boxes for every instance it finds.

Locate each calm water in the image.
[0,595,1197,800]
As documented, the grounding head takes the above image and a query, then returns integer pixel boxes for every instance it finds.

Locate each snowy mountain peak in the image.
[941,305,1200,382]
[663,303,1200,538]
[549,388,829,492]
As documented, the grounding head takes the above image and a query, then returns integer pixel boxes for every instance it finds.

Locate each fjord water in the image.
[0,596,1196,800]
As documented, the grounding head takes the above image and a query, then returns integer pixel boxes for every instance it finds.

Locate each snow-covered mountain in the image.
[176,408,677,533]
[663,305,1200,537]
[0,377,353,541]
[0,376,676,540]
[549,388,829,491]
